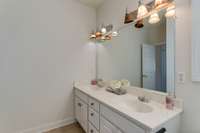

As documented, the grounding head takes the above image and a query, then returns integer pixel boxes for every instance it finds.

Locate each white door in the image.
[142,44,156,90]
[100,117,122,133]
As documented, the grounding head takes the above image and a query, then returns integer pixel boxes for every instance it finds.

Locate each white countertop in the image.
[74,82,183,131]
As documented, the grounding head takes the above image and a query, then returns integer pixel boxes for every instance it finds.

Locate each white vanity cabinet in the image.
[74,88,177,133]
[75,89,145,133]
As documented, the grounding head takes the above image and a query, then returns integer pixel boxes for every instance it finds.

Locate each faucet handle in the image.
[138,96,149,103]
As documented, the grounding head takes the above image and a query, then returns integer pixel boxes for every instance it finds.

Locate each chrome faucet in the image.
[138,96,149,103]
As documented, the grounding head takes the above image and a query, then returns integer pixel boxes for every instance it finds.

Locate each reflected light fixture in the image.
[165,4,175,17]
[101,24,107,34]
[89,31,96,39]
[148,12,160,24]
[89,24,118,42]
[137,0,148,19]
[101,27,107,34]
[112,31,118,37]
[135,20,144,28]
[90,34,96,39]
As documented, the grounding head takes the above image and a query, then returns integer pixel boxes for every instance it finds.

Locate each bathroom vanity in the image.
[74,1,181,132]
[74,82,182,133]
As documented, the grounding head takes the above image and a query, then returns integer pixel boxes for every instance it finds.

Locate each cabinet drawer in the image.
[100,105,145,133]
[75,89,88,103]
[89,97,100,112]
[89,122,99,133]
[89,108,100,130]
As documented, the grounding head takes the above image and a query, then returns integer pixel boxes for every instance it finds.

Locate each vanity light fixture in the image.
[148,12,160,24]
[154,0,168,8]
[137,0,148,19]
[165,4,175,17]
[124,8,133,24]
[124,0,175,27]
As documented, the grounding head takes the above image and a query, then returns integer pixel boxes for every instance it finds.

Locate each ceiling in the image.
[79,0,106,8]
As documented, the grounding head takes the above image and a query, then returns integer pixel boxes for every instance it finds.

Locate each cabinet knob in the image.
[90,113,94,116]
[90,129,94,133]
[78,103,82,107]
[91,103,94,106]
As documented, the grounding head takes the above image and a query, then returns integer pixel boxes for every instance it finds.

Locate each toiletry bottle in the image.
[166,93,175,110]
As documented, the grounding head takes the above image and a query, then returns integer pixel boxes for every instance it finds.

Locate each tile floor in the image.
[44,123,85,133]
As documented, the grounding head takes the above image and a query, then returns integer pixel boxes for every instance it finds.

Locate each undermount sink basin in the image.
[121,100,153,113]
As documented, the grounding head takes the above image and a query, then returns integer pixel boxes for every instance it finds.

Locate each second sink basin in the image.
[120,100,153,113]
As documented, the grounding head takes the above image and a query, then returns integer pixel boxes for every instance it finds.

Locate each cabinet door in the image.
[80,101,88,132]
[75,97,81,124]
[100,117,122,133]
[75,97,88,132]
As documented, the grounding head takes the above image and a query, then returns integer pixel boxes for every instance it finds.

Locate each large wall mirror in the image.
[96,12,175,94]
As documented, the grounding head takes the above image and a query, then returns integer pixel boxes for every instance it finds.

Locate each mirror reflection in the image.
[97,15,175,93]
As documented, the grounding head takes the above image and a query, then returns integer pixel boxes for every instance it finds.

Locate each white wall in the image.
[0,0,96,132]
[176,0,200,133]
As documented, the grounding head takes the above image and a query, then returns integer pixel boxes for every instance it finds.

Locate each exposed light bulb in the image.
[137,1,148,19]
[101,27,107,34]
[165,4,175,18]
[148,12,160,24]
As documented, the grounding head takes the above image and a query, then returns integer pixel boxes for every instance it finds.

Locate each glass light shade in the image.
[155,0,167,7]
[137,4,148,19]
[135,20,144,28]
[112,31,118,37]
[101,36,106,40]
[90,34,96,38]
[101,27,107,34]
[165,5,175,17]
[124,8,133,24]
[148,13,160,24]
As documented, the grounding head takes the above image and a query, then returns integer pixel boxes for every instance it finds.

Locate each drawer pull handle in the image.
[91,103,94,106]
[90,113,94,116]
[156,128,166,133]
[90,129,94,133]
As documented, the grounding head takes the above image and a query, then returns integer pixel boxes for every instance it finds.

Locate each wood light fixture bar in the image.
[124,0,175,24]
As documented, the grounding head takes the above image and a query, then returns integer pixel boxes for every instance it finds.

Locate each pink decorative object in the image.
[91,80,97,85]
[166,96,175,110]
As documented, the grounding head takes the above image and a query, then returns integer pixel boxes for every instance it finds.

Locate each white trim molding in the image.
[192,0,200,82]
[19,117,75,133]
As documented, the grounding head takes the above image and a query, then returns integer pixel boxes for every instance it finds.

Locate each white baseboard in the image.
[19,117,76,133]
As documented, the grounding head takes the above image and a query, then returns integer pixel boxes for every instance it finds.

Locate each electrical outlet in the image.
[177,72,185,84]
